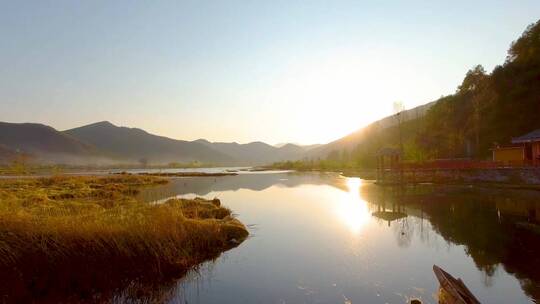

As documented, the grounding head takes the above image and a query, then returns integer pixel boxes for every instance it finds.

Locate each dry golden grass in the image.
[0,175,248,302]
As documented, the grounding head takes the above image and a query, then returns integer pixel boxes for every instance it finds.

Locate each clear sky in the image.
[1,1,539,145]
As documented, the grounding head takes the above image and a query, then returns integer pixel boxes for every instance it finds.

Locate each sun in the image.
[265,50,399,144]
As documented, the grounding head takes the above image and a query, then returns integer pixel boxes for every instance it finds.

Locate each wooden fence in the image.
[399,159,537,170]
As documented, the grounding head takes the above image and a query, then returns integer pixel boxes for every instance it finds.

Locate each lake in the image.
[132,171,540,304]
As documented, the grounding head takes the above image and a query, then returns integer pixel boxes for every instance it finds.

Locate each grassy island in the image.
[0,175,248,302]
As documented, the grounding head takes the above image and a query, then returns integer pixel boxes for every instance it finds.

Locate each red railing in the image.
[399,159,537,170]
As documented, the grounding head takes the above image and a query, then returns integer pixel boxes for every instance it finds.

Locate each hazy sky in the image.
[1,1,539,145]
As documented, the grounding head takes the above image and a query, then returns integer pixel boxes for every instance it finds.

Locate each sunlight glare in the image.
[335,178,371,234]
[264,51,405,144]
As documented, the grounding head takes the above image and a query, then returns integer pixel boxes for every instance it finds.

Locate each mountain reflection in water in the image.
[134,172,540,304]
[4,171,540,303]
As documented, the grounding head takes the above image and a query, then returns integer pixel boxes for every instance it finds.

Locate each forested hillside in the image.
[276,19,540,169]
[417,19,540,160]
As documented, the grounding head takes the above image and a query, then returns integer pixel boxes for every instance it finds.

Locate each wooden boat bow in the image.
[433,265,481,304]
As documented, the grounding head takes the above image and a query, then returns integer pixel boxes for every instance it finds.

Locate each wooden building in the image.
[491,129,540,166]
[511,128,540,166]
[491,144,525,166]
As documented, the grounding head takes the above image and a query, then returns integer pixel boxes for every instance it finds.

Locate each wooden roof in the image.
[512,129,540,144]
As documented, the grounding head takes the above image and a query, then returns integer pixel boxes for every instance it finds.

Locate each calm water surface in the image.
[134,172,540,304]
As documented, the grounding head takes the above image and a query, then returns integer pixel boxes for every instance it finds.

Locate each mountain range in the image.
[0,121,313,165]
[0,101,434,166]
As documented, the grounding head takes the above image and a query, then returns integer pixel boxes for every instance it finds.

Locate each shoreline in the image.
[136,171,238,177]
[267,165,540,190]
[0,174,249,302]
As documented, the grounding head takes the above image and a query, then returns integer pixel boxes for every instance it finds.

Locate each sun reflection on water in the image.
[335,177,371,234]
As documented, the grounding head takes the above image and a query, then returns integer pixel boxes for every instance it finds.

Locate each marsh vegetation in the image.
[0,175,248,302]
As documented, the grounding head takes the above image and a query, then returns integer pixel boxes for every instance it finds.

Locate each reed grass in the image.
[0,175,248,302]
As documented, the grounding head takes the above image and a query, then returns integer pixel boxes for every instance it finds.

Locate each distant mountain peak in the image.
[247,141,269,146]
[280,143,300,148]
[63,122,233,164]
[274,142,300,148]
[194,138,211,144]
[0,122,96,160]
[89,121,116,128]
[0,121,52,130]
